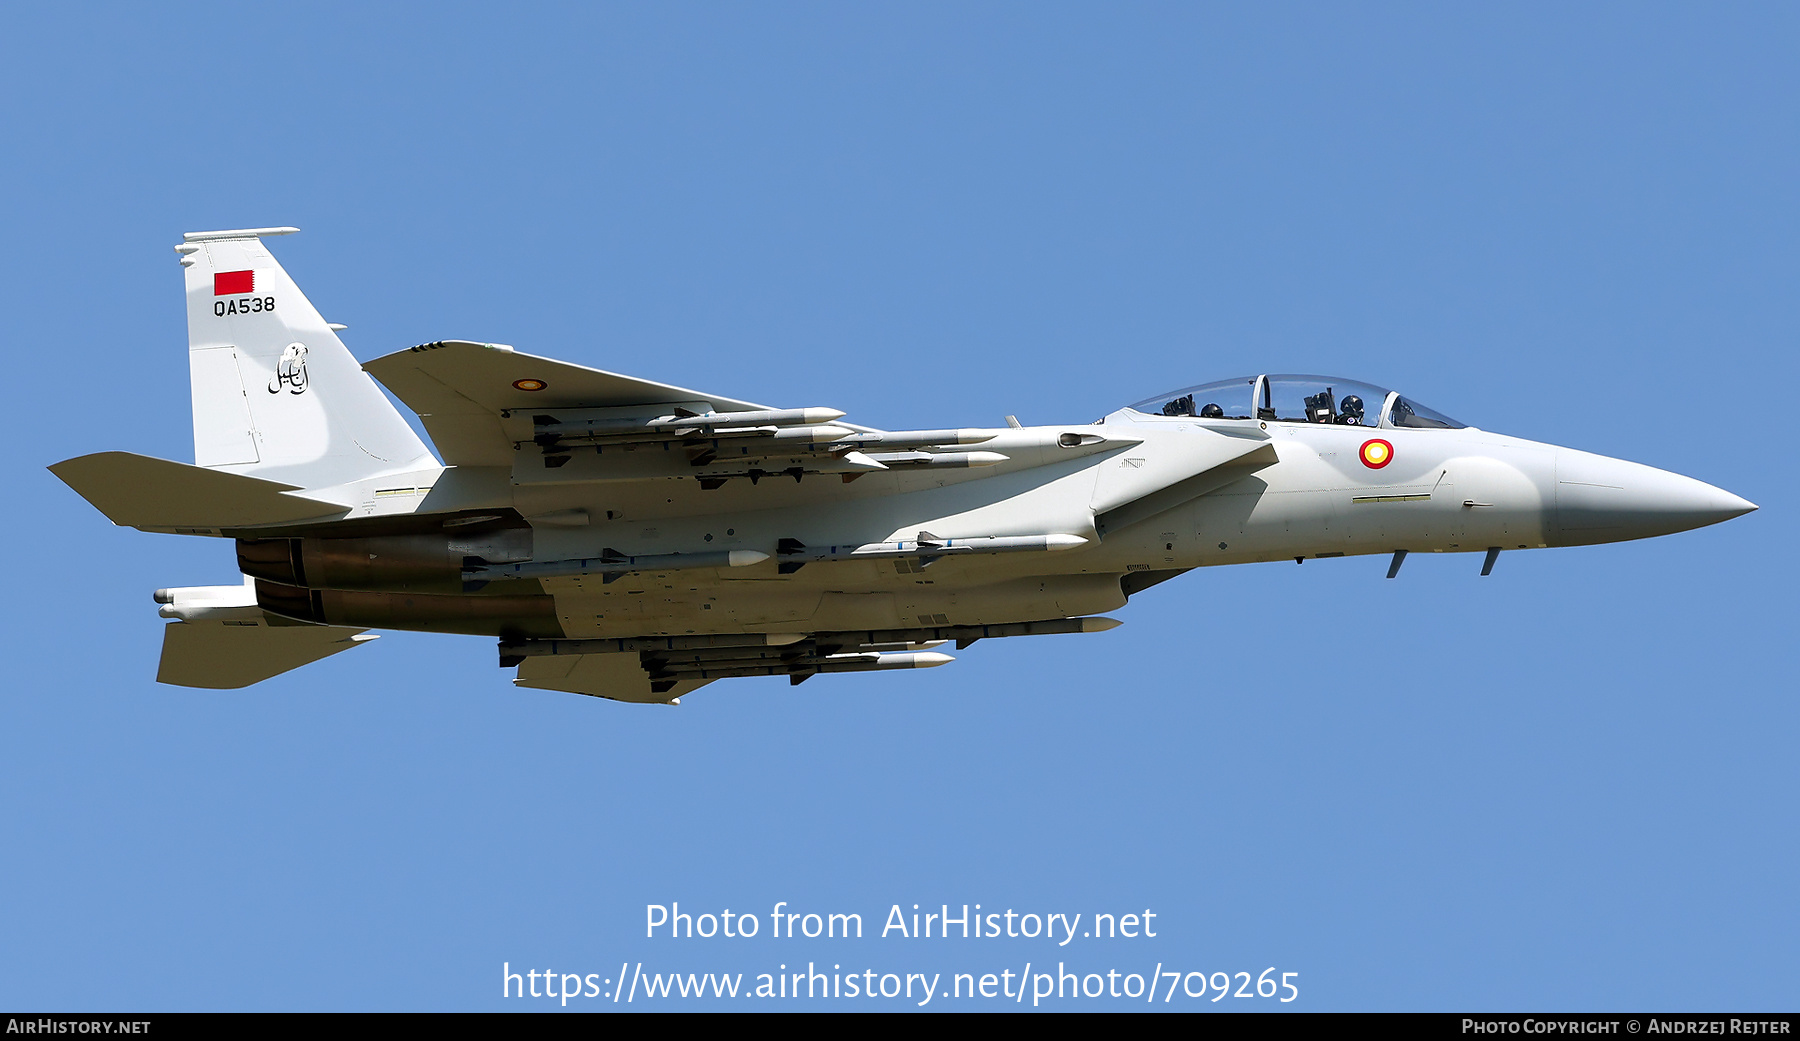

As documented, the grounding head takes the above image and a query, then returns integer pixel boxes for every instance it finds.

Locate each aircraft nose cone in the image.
[1553,449,1757,547]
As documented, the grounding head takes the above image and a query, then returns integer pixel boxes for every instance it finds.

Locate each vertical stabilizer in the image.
[178,228,437,489]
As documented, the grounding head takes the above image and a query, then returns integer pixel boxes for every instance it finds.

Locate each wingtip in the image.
[181,226,301,242]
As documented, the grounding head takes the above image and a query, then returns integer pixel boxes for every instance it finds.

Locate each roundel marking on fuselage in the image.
[1359,438,1394,469]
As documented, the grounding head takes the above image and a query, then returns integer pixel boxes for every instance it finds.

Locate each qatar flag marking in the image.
[214,270,255,296]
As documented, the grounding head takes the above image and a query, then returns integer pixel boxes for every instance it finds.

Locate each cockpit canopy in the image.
[1128,374,1466,430]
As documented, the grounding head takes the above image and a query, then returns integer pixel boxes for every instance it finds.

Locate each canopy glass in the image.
[1128,374,1466,430]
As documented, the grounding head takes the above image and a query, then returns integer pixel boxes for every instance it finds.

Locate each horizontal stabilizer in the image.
[514,651,712,705]
[157,618,373,688]
[364,340,772,466]
[50,452,347,531]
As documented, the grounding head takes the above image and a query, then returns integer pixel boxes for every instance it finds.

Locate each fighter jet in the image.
[50,228,1758,704]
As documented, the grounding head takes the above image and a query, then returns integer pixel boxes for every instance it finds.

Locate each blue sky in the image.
[1,3,1792,1010]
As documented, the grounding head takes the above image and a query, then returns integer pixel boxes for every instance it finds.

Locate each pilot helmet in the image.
[1199,403,1225,419]
[1340,395,1364,419]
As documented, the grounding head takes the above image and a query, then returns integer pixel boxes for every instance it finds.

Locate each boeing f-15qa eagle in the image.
[51,228,1758,704]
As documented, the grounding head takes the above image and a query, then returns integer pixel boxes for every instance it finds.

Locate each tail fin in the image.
[178,228,437,489]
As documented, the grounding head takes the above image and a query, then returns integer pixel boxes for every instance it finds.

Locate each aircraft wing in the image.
[502,625,1044,703]
[363,340,773,467]
[514,651,714,705]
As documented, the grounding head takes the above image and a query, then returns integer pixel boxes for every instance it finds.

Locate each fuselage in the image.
[232,405,1754,642]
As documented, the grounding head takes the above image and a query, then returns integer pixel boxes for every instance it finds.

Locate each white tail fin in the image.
[179,228,436,489]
